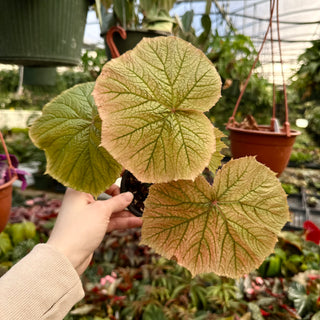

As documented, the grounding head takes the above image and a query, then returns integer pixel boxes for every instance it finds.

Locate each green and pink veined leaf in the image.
[140,156,290,278]
[29,82,122,197]
[93,36,222,183]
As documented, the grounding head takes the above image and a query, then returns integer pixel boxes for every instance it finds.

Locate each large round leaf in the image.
[140,157,290,278]
[29,83,122,197]
[93,36,221,183]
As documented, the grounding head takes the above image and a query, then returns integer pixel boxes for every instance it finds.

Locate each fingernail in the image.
[122,192,133,202]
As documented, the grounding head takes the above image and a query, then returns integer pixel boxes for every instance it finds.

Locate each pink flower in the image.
[307,274,320,281]
[100,272,117,286]
[255,277,264,285]
[247,288,255,295]
[25,199,35,206]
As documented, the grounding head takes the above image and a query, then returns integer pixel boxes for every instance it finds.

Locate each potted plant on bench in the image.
[29,36,290,278]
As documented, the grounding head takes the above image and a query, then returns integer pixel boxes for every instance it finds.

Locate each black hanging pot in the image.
[104,26,169,59]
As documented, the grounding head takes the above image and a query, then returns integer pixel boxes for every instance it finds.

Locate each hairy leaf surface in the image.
[141,157,290,277]
[93,36,221,183]
[29,83,122,197]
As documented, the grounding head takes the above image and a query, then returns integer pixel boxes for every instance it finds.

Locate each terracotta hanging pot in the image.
[227,125,300,177]
[226,0,300,177]
[0,175,17,232]
[0,131,19,233]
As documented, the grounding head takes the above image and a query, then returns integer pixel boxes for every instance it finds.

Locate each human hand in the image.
[47,186,142,275]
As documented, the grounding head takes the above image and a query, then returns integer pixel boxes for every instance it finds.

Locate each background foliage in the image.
[0,22,319,319]
[0,200,319,319]
[289,40,320,145]
[206,32,273,130]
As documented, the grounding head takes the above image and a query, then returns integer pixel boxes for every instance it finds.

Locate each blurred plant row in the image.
[0,197,319,320]
[0,34,320,142]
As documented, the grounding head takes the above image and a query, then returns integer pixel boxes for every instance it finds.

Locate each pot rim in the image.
[0,175,18,191]
[226,124,301,137]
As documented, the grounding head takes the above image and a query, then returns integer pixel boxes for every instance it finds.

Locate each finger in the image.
[105,184,120,197]
[64,188,94,202]
[110,210,138,219]
[107,216,143,232]
[103,192,133,214]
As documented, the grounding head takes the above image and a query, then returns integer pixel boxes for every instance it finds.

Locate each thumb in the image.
[102,191,133,213]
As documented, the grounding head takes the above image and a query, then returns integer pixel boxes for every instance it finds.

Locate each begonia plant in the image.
[29,36,289,278]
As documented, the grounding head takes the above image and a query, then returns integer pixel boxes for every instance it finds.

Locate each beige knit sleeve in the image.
[0,243,84,320]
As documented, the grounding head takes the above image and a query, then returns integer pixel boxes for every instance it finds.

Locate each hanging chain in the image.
[227,0,275,126]
[227,0,291,137]
[276,0,291,136]
[270,0,277,130]
[0,131,17,180]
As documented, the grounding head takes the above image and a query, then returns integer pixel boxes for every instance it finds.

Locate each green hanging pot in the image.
[0,0,89,67]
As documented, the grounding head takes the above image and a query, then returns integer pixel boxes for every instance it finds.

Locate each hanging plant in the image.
[29,36,290,278]
[0,154,28,190]
[226,0,300,177]
[0,132,29,233]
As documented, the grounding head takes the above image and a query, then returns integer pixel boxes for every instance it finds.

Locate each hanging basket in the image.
[0,176,17,233]
[227,125,300,177]
[0,132,18,233]
[105,26,169,59]
[226,0,300,177]
[0,0,89,67]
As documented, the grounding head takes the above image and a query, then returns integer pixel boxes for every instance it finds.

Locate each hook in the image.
[106,26,127,59]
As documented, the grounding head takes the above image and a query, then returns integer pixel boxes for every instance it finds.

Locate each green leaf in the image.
[5,222,36,245]
[140,157,290,277]
[288,282,314,316]
[181,10,194,32]
[93,36,221,183]
[142,304,166,320]
[29,83,122,197]
[8,223,25,245]
[0,232,12,255]
[23,221,36,239]
[208,127,227,173]
[11,239,38,262]
[113,0,135,26]
[248,302,264,320]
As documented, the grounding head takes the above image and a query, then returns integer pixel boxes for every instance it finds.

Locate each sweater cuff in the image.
[0,243,84,320]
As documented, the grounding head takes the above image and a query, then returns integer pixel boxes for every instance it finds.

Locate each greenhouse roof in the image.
[84,0,320,83]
